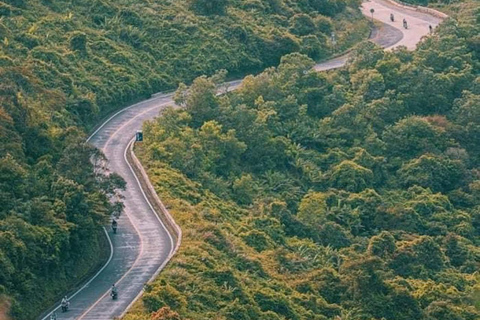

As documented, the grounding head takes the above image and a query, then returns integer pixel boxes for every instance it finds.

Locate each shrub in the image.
[254,289,300,320]
[143,285,186,313]
[328,160,374,193]
[241,230,272,252]
[151,307,182,320]
[289,14,316,36]
[367,231,396,258]
[189,0,229,15]
[318,222,351,248]
[69,32,87,53]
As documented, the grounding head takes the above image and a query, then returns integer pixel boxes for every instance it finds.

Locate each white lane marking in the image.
[42,99,173,320]
[77,172,146,319]
[42,2,446,318]
[53,96,174,320]
[100,102,171,152]
[116,5,445,316]
[41,228,113,320]
[119,139,177,318]
[87,94,174,143]
[124,139,175,254]
[79,137,176,319]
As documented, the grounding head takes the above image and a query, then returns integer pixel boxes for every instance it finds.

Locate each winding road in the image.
[40,1,443,319]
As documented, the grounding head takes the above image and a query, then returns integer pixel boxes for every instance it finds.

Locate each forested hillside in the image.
[128,2,480,319]
[0,0,368,318]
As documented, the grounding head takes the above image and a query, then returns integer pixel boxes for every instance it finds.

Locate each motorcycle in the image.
[112,220,118,234]
[60,296,69,312]
[111,291,118,300]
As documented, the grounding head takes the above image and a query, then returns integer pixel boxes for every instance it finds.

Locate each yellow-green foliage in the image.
[127,3,480,319]
[0,0,368,128]
[0,0,369,318]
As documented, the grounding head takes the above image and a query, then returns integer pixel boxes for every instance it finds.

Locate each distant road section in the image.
[363,0,442,49]
[40,1,445,318]
[315,0,442,71]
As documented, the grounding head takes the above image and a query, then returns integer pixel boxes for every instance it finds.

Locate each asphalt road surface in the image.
[40,1,443,319]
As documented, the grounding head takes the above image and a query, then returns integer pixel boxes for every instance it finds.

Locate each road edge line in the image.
[39,2,448,316]
[118,139,183,318]
[40,227,114,320]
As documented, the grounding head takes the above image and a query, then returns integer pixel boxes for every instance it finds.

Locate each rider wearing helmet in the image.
[112,219,118,234]
[111,283,118,299]
[61,296,69,312]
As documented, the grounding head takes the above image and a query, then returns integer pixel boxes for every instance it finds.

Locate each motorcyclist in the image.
[112,219,118,234]
[390,13,394,22]
[403,18,408,29]
[61,296,69,312]
[111,283,118,300]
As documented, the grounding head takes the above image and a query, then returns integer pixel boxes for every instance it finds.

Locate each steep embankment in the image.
[0,0,368,319]
[128,1,480,320]
[40,0,447,318]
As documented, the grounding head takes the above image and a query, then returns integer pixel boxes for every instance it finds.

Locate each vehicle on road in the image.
[61,296,69,312]
[111,284,118,300]
[112,219,118,234]
[390,13,395,22]
[403,18,408,29]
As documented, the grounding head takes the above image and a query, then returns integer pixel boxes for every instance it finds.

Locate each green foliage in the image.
[318,221,351,248]
[398,154,465,192]
[69,31,87,53]
[189,0,229,15]
[0,0,370,316]
[254,288,300,320]
[241,230,272,252]
[0,139,123,319]
[328,160,374,192]
[383,116,447,159]
[297,191,329,226]
[143,284,186,313]
[151,307,182,320]
[129,2,480,319]
[232,174,257,205]
[290,14,316,36]
[367,231,396,258]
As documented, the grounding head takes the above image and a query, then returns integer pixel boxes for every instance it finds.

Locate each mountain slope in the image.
[0,0,368,318]
[127,2,480,319]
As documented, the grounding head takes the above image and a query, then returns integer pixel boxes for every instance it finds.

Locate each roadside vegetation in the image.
[401,0,457,7]
[127,2,480,319]
[0,0,369,318]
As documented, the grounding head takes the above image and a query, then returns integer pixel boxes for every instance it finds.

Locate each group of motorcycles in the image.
[390,13,409,29]
[390,13,433,34]
[52,284,118,317]
[50,220,120,317]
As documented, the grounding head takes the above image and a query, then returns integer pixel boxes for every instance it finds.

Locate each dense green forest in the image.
[126,2,480,319]
[0,0,368,318]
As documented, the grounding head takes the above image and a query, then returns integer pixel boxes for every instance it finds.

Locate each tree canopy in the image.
[0,0,369,317]
[126,2,480,319]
